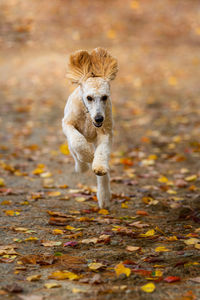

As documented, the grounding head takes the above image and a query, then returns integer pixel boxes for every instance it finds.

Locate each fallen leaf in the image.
[64,241,78,247]
[155,246,170,252]
[98,209,109,215]
[126,246,140,252]
[184,238,199,245]
[189,277,200,283]
[47,191,61,197]
[136,210,149,216]
[88,262,104,271]
[140,229,155,237]
[82,238,98,244]
[115,262,131,277]
[5,210,20,216]
[129,221,149,228]
[158,176,168,183]
[4,284,23,293]
[0,178,5,186]
[19,294,44,300]
[41,241,62,247]
[141,282,155,293]
[49,270,80,280]
[52,229,64,235]
[44,282,61,289]
[60,144,70,155]
[164,276,180,283]
[26,274,41,282]
[25,237,38,241]
[195,244,200,249]
[185,175,197,182]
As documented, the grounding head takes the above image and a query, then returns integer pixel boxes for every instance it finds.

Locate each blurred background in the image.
[1,0,200,179]
[1,3,200,297]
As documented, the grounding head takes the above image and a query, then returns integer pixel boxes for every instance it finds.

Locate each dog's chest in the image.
[77,117,97,142]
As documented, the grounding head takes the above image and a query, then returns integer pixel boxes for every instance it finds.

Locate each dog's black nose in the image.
[95,115,104,123]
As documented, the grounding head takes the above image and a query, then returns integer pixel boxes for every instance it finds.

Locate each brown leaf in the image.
[4,284,23,293]
[20,254,57,265]
[48,217,70,226]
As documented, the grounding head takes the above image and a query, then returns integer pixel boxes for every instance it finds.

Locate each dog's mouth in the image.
[93,122,103,128]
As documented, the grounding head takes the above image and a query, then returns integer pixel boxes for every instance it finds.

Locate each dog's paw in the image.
[92,163,108,176]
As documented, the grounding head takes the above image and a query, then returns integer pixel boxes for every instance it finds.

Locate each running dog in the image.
[62,48,118,208]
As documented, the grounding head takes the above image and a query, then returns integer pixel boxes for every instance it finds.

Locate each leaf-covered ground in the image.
[0,0,200,299]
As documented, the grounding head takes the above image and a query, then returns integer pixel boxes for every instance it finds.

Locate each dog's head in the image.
[66,48,118,128]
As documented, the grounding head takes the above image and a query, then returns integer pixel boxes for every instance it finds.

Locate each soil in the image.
[0,1,200,299]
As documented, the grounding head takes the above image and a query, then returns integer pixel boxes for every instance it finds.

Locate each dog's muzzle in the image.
[93,114,104,128]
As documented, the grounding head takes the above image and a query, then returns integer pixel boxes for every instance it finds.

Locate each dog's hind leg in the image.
[96,172,111,208]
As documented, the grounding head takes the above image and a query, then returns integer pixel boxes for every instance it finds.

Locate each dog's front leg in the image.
[92,134,111,208]
[62,121,93,164]
[92,134,111,176]
[96,173,111,208]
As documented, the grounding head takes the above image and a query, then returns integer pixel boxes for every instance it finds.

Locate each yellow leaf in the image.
[141,282,156,293]
[60,144,70,155]
[121,202,128,208]
[26,274,41,281]
[65,225,75,230]
[72,288,85,294]
[194,27,200,35]
[140,229,155,237]
[25,237,38,241]
[32,167,45,175]
[1,200,11,205]
[195,244,200,250]
[75,197,86,202]
[155,246,170,252]
[98,209,109,215]
[88,262,104,271]
[5,210,20,216]
[158,176,168,183]
[0,178,5,187]
[52,229,64,235]
[130,0,140,10]
[49,270,79,280]
[148,154,157,160]
[154,269,163,277]
[184,238,200,245]
[166,236,178,241]
[168,76,178,86]
[44,282,61,289]
[115,262,131,277]
[47,191,61,197]
[167,189,177,195]
[107,29,116,39]
[185,175,197,182]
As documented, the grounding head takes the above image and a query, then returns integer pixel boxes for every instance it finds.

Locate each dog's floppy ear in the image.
[90,48,118,81]
[66,50,91,84]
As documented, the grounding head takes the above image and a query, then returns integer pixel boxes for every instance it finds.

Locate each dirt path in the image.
[0,1,200,299]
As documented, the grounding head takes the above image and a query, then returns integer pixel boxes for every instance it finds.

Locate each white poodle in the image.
[62,48,118,208]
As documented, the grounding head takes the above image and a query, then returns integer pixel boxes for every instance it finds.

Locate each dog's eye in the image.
[101,95,108,101]
[87,96,93,101]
